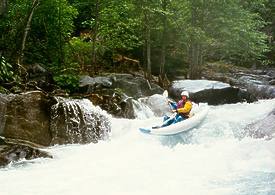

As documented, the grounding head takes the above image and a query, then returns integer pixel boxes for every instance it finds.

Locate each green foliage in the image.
[171,0,269,67]
[30,0,78,66]
[0,56,17,82]
[0,0,31,62]
[64,37,92,70]
[0,86,10,94]
[0,0,78,67]
[98,0,142,51]
[0,0,273,81]
[53,74,79,93]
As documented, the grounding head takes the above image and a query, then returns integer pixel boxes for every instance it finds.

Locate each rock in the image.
[79,74,164,99]
[0,91,52,146]
[0,94,8,134]
[26,63,55,92]
[190,87,254,105]
[168,79,256,105]
[79,76,112,93]
[0,137,52,167]
[1,91,111,146]
[269,79,275,85]
[243,108,275,139]
[202,63,275,99]
[86,92,136,119]
[77,74,165,118]
[111,74,163,98]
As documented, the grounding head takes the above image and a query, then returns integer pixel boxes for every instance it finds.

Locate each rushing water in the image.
[1,99,275,195]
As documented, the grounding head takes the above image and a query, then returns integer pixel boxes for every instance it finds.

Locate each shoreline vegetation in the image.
[0,0,274,94]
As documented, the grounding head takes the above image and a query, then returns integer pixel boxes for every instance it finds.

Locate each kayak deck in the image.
[139,107,209,135]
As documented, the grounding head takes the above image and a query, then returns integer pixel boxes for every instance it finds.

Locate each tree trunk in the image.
[159,0,168,85]
[17,0,39,66]
[58,0,63,66]
[189,42,202,79]
[189,1,201,79]
[144,9,151,80]
[0,0,8,17]
[91,0,100,74]
[146,27,151,78]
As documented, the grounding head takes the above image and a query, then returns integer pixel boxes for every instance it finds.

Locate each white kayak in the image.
[139,107,209,135]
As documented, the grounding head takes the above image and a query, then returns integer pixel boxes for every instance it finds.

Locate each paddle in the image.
[163,90,168,99]
[163,90,176,113]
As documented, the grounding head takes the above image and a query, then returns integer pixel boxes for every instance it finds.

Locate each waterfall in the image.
[50,97,111,145]
[131,99,154,119]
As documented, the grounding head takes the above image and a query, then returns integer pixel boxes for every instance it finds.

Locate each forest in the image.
[0,0,274,92]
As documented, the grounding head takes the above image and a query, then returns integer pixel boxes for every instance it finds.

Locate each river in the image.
[0,99,275,195]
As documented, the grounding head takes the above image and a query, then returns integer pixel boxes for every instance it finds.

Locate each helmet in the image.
[181,91,189,98]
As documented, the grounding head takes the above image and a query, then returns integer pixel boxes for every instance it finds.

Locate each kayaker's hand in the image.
[172,109,177,113]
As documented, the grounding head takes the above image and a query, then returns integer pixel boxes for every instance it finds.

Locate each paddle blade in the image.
[139,128,151,134]
[163,90,168,98]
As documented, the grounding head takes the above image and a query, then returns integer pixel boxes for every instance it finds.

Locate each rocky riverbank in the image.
[1,65,274,167]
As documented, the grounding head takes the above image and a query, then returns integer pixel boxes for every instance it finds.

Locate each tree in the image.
[171,0,269,78]
[133,0,162,80]
[0,0,32,63]
[30,0,78,68]
[17,0,40,66]
[159,0,169,82]
[0,0,8,17]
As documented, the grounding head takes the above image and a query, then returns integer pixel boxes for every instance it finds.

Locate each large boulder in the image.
[79,74,164,98]
[168,80,257,105]
[0,94,8,134]
[0,91,112,146]
[202,63,275,99]
[111,74,163,98]
[79,76,112,93]
[0,91,52,146]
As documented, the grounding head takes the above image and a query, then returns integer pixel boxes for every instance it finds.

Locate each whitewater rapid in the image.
[0,99,275,195]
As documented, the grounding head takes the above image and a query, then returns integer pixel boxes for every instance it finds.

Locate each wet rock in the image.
[191,87,255,105]
[0,138,52,167]
[0,91,52,146]
[1,91,112,146]
[86,92,135,119]
[0,94,8,134]
[78,74,164,118]
[243,108,275,139]
[202,63,275,99]
[168,80,256,105]
[269,79,275,85]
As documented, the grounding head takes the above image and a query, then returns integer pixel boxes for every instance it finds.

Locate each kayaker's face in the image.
[181,95,187,101]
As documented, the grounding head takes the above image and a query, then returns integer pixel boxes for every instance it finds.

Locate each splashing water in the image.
[0,99,275,195]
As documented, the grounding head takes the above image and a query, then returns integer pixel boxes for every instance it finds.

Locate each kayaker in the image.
[158,91,192,128]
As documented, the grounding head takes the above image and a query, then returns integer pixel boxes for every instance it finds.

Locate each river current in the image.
[1,99,275,195]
